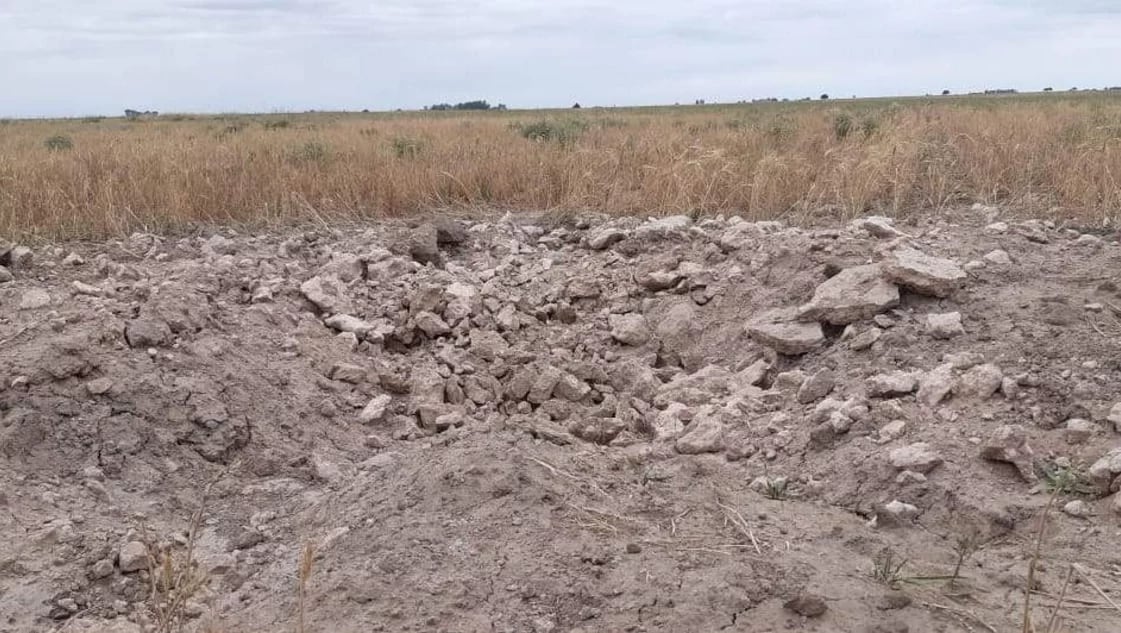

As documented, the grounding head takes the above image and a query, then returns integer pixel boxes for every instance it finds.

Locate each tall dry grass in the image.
[2,95,1121,239]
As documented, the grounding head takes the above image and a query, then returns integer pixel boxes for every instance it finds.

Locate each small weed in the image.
[763,477,789,501]
[872,547,908,587]
[949,525,983,588]
[263,119,291,131]
[44,135,73,151]
[144,482,215,633]
[289,141,331,165]
[391,136,423,158]
[1039,462,1095,496]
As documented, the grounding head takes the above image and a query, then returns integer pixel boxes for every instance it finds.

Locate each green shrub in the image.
[288,141,331,165]
[860,116,881,138]
[391,136,423,158]
[513,119,588,146]
[45,135,74,151]
[833,112,854,139]
[263,119,291,131]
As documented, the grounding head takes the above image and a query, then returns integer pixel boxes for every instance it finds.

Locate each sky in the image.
[2,0,1120,117]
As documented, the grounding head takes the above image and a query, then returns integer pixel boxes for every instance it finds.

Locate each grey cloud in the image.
[2,0,1120,117]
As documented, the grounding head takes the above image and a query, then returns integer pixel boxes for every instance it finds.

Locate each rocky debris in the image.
[62,252,85,266]
[359,395,393,424]
[324,314,376,339]
[86,378,114,396]
[980,425,1036,482]
[634,214,692,239]
[926,312,964,339]
[883,247,966,297]
[124,318,172,348]
[876,500,920,526]
[300,275,352,314]
[609,313,650,346]
[72,280,104,297]
[330,363,367,384]
[0,265,12,283]
[783,593,828,618]
[6,213,1121,632]
[414,311,451,337]
[858,216,909,239]
[434,218,468,246]
[798,264,900,325]
[889,443,943,474]
[797,369,836,404]
[1064,418,1095,444]
[19,288,51,310]
[866,371,918,398]
[847,326,882,351]
[877,420,907,443]
[406,224,441,264]
[984,249,1012,265]
[587,227,627,250]
[117,541,148,573]
[954,363,1003,400]
[916,364,954,407]
[1107,403,1121,434]
[674,407,724,454]
[1088,448,1121,494]
[747,308,824,355]
[1063,500,1091,518]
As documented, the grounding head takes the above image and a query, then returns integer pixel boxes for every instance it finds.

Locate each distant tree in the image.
[496,104,508,110]
[1043,87,1053,92]
[820,93,829,100]
[942,89,951,95]
[695,99,705,105]
[572,102,581,109]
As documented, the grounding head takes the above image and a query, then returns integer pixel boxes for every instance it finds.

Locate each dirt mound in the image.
[3,210,1121,632]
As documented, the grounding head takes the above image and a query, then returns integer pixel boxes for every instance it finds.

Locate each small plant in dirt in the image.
[763,477,789,501]
[871,547,908,587]
[391,136,423,158]
[949,525,984,589]
[1039,461,1095,496]
[44,135,73,151]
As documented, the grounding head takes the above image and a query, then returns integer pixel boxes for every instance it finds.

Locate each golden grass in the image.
[3,94,1121,239]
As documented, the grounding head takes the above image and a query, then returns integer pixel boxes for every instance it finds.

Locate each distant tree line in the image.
[124,109,159,119]
[425,100,506,111]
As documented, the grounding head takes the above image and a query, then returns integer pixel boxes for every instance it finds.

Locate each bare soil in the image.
[2,208,1121,633]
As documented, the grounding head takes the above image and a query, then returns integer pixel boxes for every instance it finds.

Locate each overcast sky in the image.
[2,0,1119,117]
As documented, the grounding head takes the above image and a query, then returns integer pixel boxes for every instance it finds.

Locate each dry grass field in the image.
[3,92,1121,238]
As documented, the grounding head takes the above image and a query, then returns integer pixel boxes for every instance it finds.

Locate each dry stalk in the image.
[297,540,317,633]
[1022,489,1058,633]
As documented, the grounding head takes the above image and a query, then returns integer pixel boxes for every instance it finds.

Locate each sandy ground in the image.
[2,207,1121,633]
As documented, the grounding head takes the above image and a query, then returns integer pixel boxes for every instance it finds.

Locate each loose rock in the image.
[883,247,966,297]
[926,312,964,339]
[798,264,900,325]
[889,443,942,474]
[979,425,1036,482]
